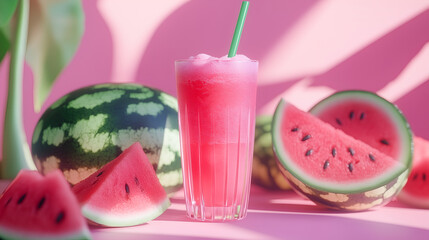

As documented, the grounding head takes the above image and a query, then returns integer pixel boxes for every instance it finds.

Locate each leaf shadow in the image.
[134,0,320,96]
[309,9,429,93]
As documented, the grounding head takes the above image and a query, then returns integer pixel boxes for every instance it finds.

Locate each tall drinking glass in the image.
[175,54,258,221]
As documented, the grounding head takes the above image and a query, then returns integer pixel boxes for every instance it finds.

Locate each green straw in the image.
[228,1,249,57]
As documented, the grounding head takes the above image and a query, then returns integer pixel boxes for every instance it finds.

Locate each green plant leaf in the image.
[0,0,16,64]
[0,28,9,63]
[26,0,84,112]
[0,0,18,26]
[2,0,36,179]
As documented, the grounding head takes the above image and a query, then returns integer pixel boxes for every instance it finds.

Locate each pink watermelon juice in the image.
[176,54,258,221]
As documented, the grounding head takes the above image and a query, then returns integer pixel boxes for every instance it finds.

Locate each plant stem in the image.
[1,0,36,179]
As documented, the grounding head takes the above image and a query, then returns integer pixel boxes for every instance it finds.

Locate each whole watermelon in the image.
[31,83,182,194]
[253,115,290,190]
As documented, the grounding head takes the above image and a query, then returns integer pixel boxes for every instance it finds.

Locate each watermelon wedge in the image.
[0,170,91,240]
[73,142,170,227]
[272,100,410,211]
[309,90,413,169]
[397,136,429,208]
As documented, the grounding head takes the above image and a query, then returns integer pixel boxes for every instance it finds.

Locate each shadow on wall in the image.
[309,9,429,92]
[307,9,429,138]
[40,0,114,110]
[134,0,319,96]
[308,9,429,138]
[135,1,429,138]
[396,78,429,139]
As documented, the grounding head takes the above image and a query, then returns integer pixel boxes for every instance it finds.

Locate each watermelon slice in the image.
[397,136,429,208]
[272,100,410,211]
[73,142,170,227]
[309,90,413,169]
[0,170,91,240]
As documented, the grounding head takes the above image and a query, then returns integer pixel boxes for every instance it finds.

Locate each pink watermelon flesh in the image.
[0,170,91,240]
[398,136,429,208]
[273,100,406,193]
[314,101,399,157]
[72,142,170,227]
[309,91,412,169]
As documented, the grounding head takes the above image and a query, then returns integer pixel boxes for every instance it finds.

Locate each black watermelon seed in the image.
[291,127,299,132]
[349,111,355,120]
[305,149,313,156]
[348,163,354,172]
[332,148,337,157]
[301,135,311,141]
[360,112,365,120]
[412,173,418,180]
[37,197,46,210]
[423,173,427,181]
[55,211,65,224]
[380,139,389,145]
[91,179,99,185]
[4,197,12,207]
[96,171,104,177]
[348,147,355,156]
[17,194,26,204]
[323,160,330,170]
[336,118,342,125]
[134,177,140,185]
[125,184,130,194]
[368,154,376,162]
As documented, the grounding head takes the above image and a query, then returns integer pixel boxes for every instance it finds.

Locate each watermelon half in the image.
[272,100,410,211]
[0,170,91,240]
[397,136,429,208]
[72,142,170,227]
[309,90,413,170]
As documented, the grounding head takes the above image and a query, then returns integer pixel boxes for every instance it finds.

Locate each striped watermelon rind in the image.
[282,166,408,211]
[253,115,291,190]
[31,83,182,193]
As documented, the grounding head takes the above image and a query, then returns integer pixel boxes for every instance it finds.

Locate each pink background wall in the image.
[1,0,429,156]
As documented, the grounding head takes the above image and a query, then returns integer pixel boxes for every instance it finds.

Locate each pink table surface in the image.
[1,181,429,240]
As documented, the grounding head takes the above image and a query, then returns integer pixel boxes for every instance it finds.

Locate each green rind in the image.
[309,90,413,170]
[0,226,91,240]
[82,197,170,227]
[272,99,410,194]
[281,166,409,211]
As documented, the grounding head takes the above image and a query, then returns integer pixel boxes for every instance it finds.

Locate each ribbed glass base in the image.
[186,204,247,221]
